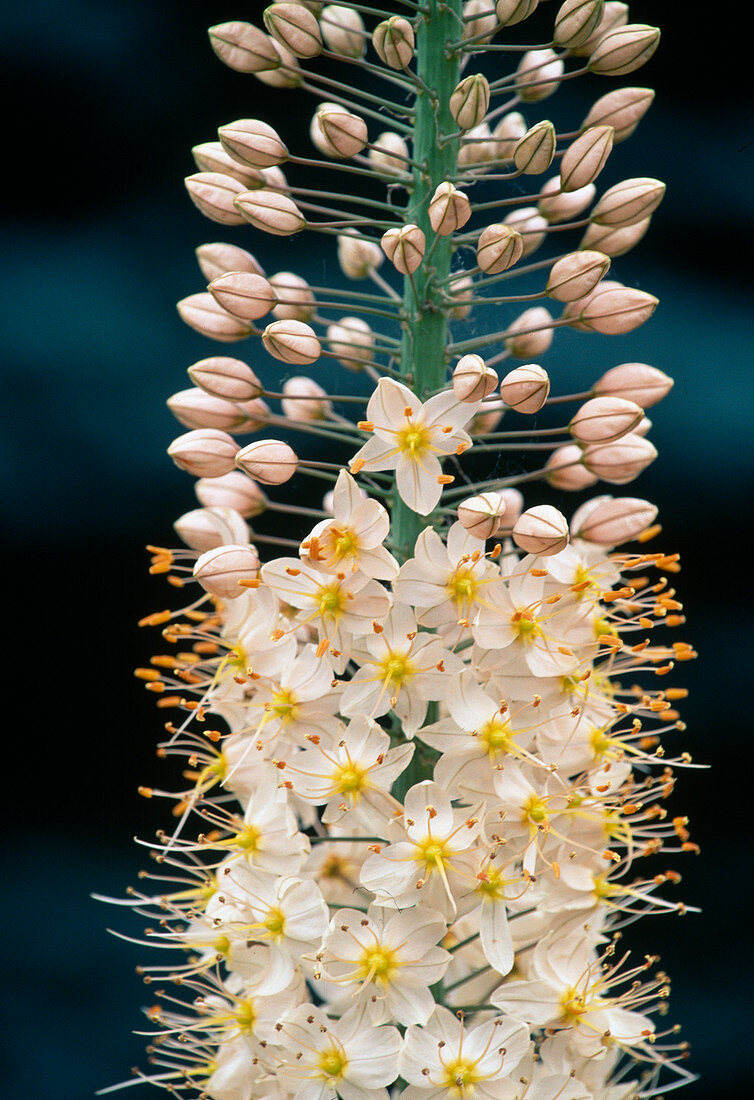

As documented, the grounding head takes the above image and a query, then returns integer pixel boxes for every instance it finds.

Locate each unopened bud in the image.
[338,232,384,279]
[514,120,556,175]
[192,143,264,187]
[196,472,268,517]
[593,362,673,408]
[234,189,306,235]
[554,0,605,48]
[270,271,316,320]
[500,364,550,413]
[282,376,333,420]
[208,21,282,72]
[453,355,499,402]
[320,5,366,58]
[574,495,658,544]
[457,492,507,540]
[580,217,651,256]
[373,15,415,68]
[260,165,289,192]
[583,433,657,483]
[168,388,256,433]
[564,278,621,331]
[177,293,253,342]
[236,439,299,484]
[325,317,374,371]
[458,123,496,169]
[196,243,265,283]
[469,398,506,435]
[496,488,524,527]
[546,251,610,301]
[505,308,554,359]
[571,1,628,57]
[579,285,658,335]
[218,119,288,169]
[209,272,276,321]
[477,224,524,274]
[175,507,251,553]
[503,208,548,257]
[189,356,263,402]
[516,49,563,102]
[463,0,499,43]
[194,544,260,599]
[538,176,596,224]
[561,125,614,192]
[263,3,323,57]
[581,87,654,143]
[263,319,321,364]
[448,273,474,319]
[253,41,302,88]
[168,429,239,477]
[591,177,665,228]
[450,74,490,131]
[496,0,539,26]
[513,505,569,555]
[589,24,660,76]
[314,104,368,158]
[570,396,643,443]
[381,224,425,274]
[492,112,527,162]
[368,131,410,176]
[185,173,247,225]
[545,444,598,490]
[429,183,472,236]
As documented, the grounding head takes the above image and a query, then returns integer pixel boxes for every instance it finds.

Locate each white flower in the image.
[301,469,399,580]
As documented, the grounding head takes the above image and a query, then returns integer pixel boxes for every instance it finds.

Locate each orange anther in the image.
[357,420,374,431]
[139,610,172,628]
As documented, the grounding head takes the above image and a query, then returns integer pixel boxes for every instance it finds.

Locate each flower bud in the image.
[457,492,508,540]
[469,399,506,434]
[194,544,260,599]
[477,224,524,274]
[270,271,316,321]
[581,87,654,143]
[463,0,499,43]
[261,165,289,192]
[234,189,306,235]
[196,472,268,517]
[453,355,499,402]
[492,112,527,162]
[429,183,472,236]
[496,488,524,526]
[583,433,657,483]
[591,177,665,227]
[503,208,548,257]
[560,125,614,192]
[500,363,550,412]
[593,362,673,408]
[196,243,265,283]
[458,123,496,169]
[337,232,384,279]
[516,49,563,102]
[281,376,333,420]
[189,356,263,402]
[185,173,247,225]
[450,74,490,131]
[367,132,409,176]
[314,104,368,158]
[373,16,415,68]
[209,272,277,321]
[573,495,658,545]
[579,285,658,335]
[546,250,610,301]
[580,217,651,256]
[448,273,474,319]
[208,21,282,72]
[168,429,239,477]
[177,293,253,342]
[563,277,621,331]
[168,388,255,432]
[554,0,605,48]
[320,5,366,58]
[175,507,251,553]
[253,41,302,88]
[496,0,539,26]
[570,395,643,443]
[513,120,556,175]
[192,143,264,187]
[218,119,288,169]
[635,415,652,437]
[381,224,425,274]
[263,319,321,364]
[538,176,596,223]
[571,1,627,57]
[505,307,554,359]
[263,2,322,57]
[545,444,598,490]
[513,505,569,555]
[236,439,299,484]
[326,316,375,371]
[589,24,660,76]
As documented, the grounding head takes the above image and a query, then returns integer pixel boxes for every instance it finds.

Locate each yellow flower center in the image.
[333,762,369,797]
[447,568,477,605]
[319,1047,347,1081]
[441,1057,480,1096]
[380,652,413,687]
[479,719,512,757]
[512,609,541,641]
[358,944,398,984]
[234,1000,256,1032]
[332,527,358,559]
[236,824,261,852]
[477,866,506,900]
[264,907,286,939]
[271,688,298,720]
[590,725,613,758]
[319,585,344,615]
[524,794,549,825]
[417,837,450,873]
[399,422,431,456]
[561,989,587,1021]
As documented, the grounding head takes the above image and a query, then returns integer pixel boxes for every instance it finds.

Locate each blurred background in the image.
[2,2,752,1097]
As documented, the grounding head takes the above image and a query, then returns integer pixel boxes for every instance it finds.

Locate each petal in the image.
[395,453,442,516]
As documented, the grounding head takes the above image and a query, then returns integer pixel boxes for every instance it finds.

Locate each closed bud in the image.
[477,224,524,274]
[368,131,410,176]
[561,125,614,192]
[337,232,384,279]
[581,87,654,142]
[538,176,596,223]
[516,49,563,102]
[185,173,247,225]
[458,123,496,168]
[253,41,302,87]
[373,16,415,69]
[457,492,508,540]
[175,508,251,553]
[260,165,289,193]
[208,21,282,72]
[326,316,375,371]
[469,398,506,434]
[573,495,658,544]
[583,433,657,483]
[194,544,260,599]
[580,217,651,256]
[320,5,366,57]
[281,376,333,420]
[196,472,268,517]
[463,0,500,43]
[234,189,306,235]
[196,243,265,283]
[513,505,569,555]
[448,273,474,319]
[571,1,627,57]
[579,285,658,334]
[546,250,610,301]
[588,24,660,76]
[505,307,554,358]
[236,439,299,484]
[218,119,288,169]
[591,177,665,227]
[270,271,316,321]
[554,0,605,48]
[635,415,652,437]
[514,120,556,174]
[492,112,527,163]
[209,272,276,321]
[189,356,263,402]
[503,207,548,257]
[381,224,425,274]
[453,355,499,402]
[563,277,622,331]
[496,488,524,527]
[177,293,253,342]
[262,319,321,364]
[168,388,254,432]
[496,0,539,26]
[450,74,490,131]
[593,362,673,408]
[545,444,598,489]
[168,429,239,477]
[192,143,264,187]
[500,363,550,413]
[314,104,368,158]
[263,2,322,58]
[570,395,643,442]
[429,182,472,235]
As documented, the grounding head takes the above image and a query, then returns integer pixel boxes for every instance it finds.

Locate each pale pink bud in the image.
[496,488,524,527]
[583,433,657,483]
[270,271,316,321]
[209,272,276,321]
[196,243,265,283]
[570,395,643,443]
[581,87,655,143]
[477,224,524,274]
[593,362,673,408]
[185,173,247,225]
[234,189,306,235]
[189,356,263,402]
[448,273,474,319]
[571,1,628,57]
[314,104,368,158]
[450,74,490,131]
[429,182,472,235]
[505,307,554,358]
[513,505,569,555]
[500,363,550,412]
[320,5,366,58]
[492,112,527,162]
[196,471,268,517]
[635,415,652,437]
[192,143,264,187]
[177,293,253,342]
[496,0,539,26]
[218,119,288,169]
[516,49,564,102]
[574,495,658,545]
[208,21,282,72]
[561,125,614,192]
[453,355,499,402]
[470,398,506,434]
[236,439,299,484]
[592,177,665,228]
[458,124,496,169]
[327,316,375,371]
[262,319,321,364]
[263,2,322,58]
[168,429,239,477]
[554,0,604,48]
[261,165,289,192]
[168,388,255,432]
[381,224,425,274]
[503,207,548,257]
[580,216,651,256]
[368,132,410,176]
[175,508,251,553]
[463,0,499,43]
[253,41,302,88]
[579,285,658,335]
[337,232,384,279]
[281,376,333,420]
[588,24,660,76]
[194,544,260,599]
[546,250,610,301]
[514,120,556,175]
[538,176,596,223]
[545,444,599,490]
[457,492,507,540]
[564,277,622,331]
[372,16,415,69]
